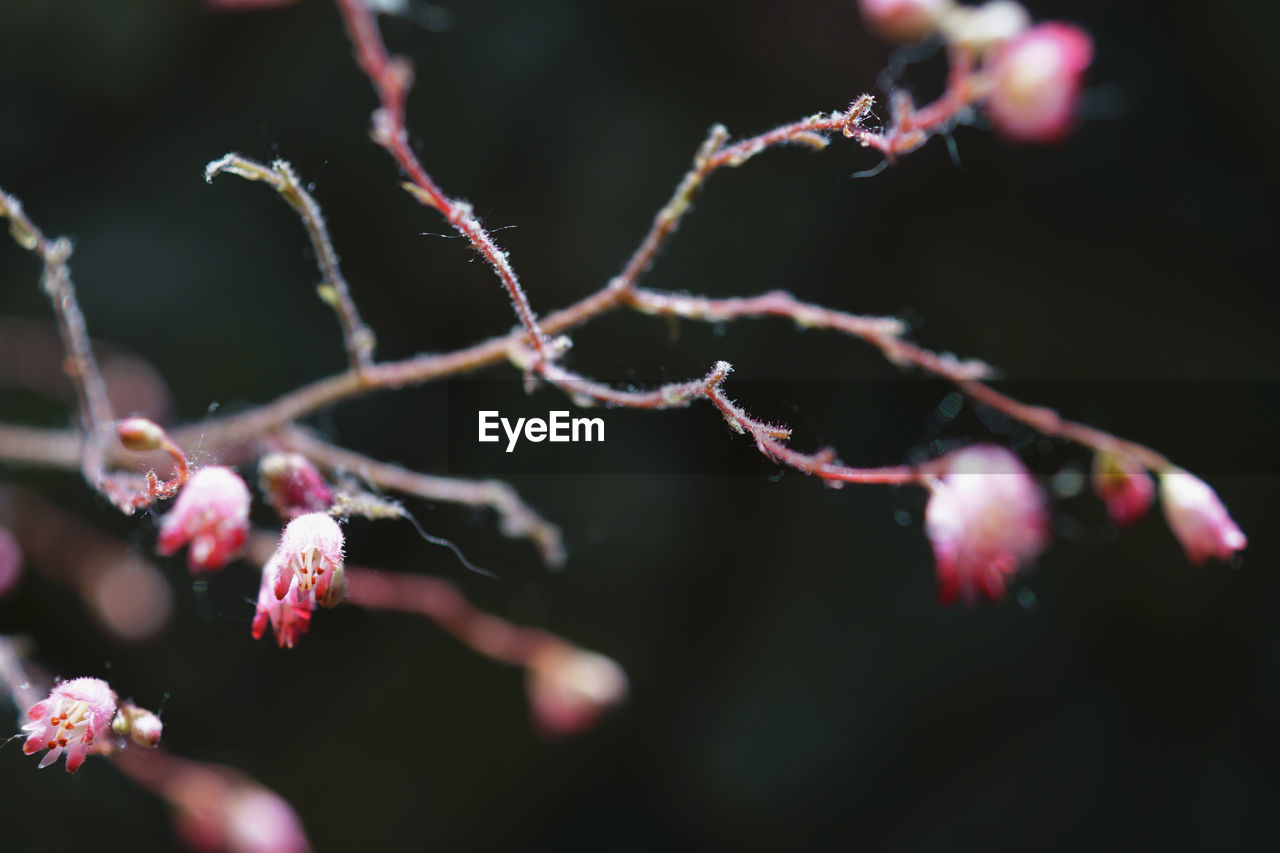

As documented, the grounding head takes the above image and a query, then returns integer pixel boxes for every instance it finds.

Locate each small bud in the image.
[858,0,948,43]
[924,445,1048,605]
[526,646,629,737]
[111,701,163,748]
[1092,452,1154,526]
[157,466,252,572]
[258,452,335,520]
[22,677,118,773]
[1159,470,1247,565]
[986,22,1093,143]
[270,513,345,605]
[117,417,166,452]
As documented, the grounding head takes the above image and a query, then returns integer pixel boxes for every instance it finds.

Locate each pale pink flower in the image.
[858,0,946,43]
[22,677,118,773]
[258,452,334,521]
[1159,470,1247,564]
[986,22,1093,143]
[253,556,315,649]
[270,513,345,607]
[526,646,629,737]
[924,445,1049,604]
[1092,451,1155,526]
[157,466,252,572]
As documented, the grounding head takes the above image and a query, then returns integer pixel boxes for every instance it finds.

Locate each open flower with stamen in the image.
[253,556,315,649]
[924,445,1049,604]
[22,677,118,773]
[270,512,345,606]
[1159,470,1247,565]
[157,466,252,572]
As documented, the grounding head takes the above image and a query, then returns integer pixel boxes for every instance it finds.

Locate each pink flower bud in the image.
[526,646,628,737]
[22,677,118,773]
[112,700,164,748]
[270,513,345,605]
[924,445,1049,605]
[986,22,1093,143]
[157,466,252,572]
[258,452,334,521]
[858,0,947,43]
[1091,451,1154,526]
[1159,470,1247,564]
[117,417,166,452]
[252,556,315,649]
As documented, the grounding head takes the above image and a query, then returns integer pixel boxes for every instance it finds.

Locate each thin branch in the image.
[332,0,551,361]
[344,566,570,666]
[0,188,114,484]
[205,154,376,373]
[279,427,565,566]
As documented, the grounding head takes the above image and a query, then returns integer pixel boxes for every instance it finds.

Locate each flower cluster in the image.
[923,444,1247,604]
[858,0,1093,143]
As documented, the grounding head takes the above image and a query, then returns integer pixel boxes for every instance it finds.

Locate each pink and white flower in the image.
[22,677,118,773]
[253,556,315,649]
[526,646,629,738]
[924,444,1049,604]
[157,466,252,572]
[986,22,1093,143]
[270,513,345,608]
[1159,470,1247,564]
[1092,451,1155,526]
[258,452,335,521]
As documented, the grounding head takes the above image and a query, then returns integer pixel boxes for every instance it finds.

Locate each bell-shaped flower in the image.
[258,452,335,521]
[986,22,1093,142]
[157,466,252,572]
[253,555,315,649]
[270,513,345,607]
[924,445,1049,604]
[526,646,628,738]
[22,677,119,773]
[1159,470,1247,564]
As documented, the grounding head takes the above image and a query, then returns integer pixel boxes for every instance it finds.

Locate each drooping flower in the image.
[270,513,345,607]
[1091,451,1155,526]
[258,452,335,521]
[858,0,947,43]
[157,466,252,572]
[253,556,315,649]
[986,21,1093,143]
[526,646,629,738]
[1159,470,1247,564]
[924,444,1049,604]
[22,677,119,773]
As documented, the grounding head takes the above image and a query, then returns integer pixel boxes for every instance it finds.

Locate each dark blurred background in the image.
[1,0,1277,850]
